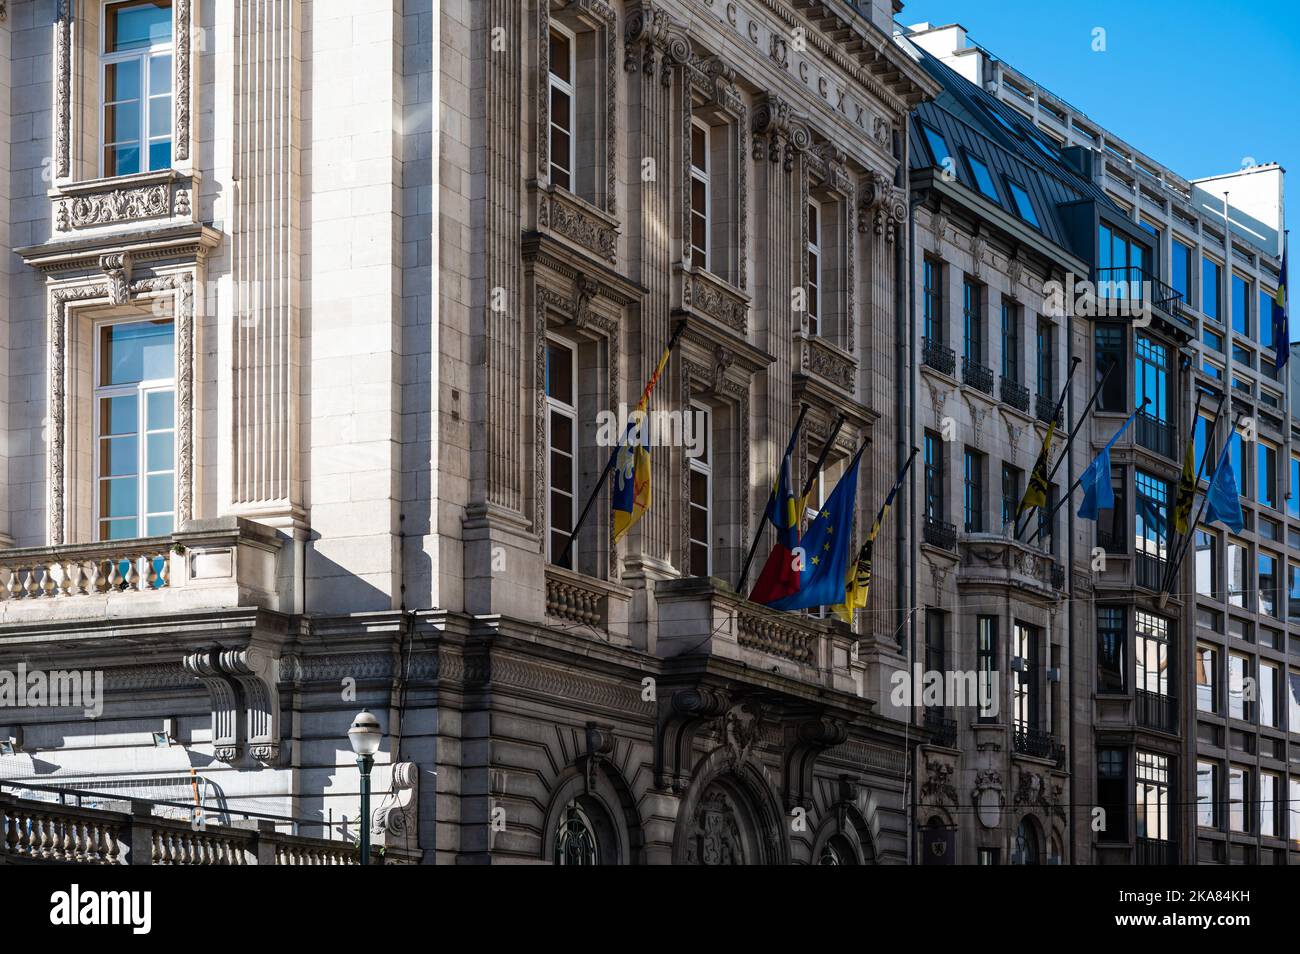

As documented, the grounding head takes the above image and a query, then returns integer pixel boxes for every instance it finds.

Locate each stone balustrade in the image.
[0,792,380,865]
[0,517,285,623]
[543,565,632,642]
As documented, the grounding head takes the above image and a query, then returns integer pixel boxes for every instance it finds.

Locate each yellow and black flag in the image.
[1017,419,1056,516]
[834,448,917,622]
[1173,431,1197,535]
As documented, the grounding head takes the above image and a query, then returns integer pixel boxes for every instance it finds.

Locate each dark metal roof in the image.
[906,45,1127,248]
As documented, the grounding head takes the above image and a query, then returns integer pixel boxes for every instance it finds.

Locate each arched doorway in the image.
[551,794,620,865]
[1012,815,1042,865]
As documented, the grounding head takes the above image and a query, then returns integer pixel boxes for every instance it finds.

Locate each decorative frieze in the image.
[679,268,749,333]
[52,171,198,233]
[799,336,856,393]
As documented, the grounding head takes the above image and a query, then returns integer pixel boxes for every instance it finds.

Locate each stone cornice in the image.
[16,223,223,273]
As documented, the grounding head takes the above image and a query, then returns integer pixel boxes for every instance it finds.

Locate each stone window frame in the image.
[532,273,622,581]
[537,0,618,216]
[680,54,747,293]
[801,140,856,351]
[47,261,197,545]
[50,0,198,235]
[54,0,194,182]
[677,355,746,584]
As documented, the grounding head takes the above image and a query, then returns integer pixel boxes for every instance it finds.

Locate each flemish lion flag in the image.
[834,448,917,622]
[1017,419,1056,516]
[1173,428,1197,535]
[612,338,675,542]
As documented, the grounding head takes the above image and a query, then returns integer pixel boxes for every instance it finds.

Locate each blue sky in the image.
[896,0,1298,336]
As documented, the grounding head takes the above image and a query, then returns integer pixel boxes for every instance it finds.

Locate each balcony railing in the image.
[1135,836,1177,866]
[1135,551,1167,591]
[922,338,956,376]
[923,516,957,551]
[1136,688,1178,733]
[1014,726,1065,766]
[1095,266,1186,323]
[924,708,958,748]
[999,376,1030,413]
[1097,528,1126,554]
[1034,393,1063,427]
[961,356,994,394]
[1135,411,1176,459]
[1050,562,1066,590]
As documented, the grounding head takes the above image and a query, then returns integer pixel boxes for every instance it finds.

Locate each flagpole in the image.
[1157,389,1226,596]
[800,414,847,514]
[736,402,811,594]
[1159,405,1242,604]
[1024,397,1151,547]
[1013,355,1083,540]
[555,321,686,571]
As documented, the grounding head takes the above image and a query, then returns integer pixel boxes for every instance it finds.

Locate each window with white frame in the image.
[807,199,822,336]
[546,338,578,568]
[689,120,710,270]
[547,24,576,191]
[688,404,712,578]
[101,0,174,178]
[94,318,176,540]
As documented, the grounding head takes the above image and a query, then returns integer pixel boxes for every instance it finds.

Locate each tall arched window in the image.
[1013,816,1040,865]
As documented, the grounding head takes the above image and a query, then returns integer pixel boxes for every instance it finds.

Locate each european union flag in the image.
[1205,433,1244,532]
[1078,407,1140,520]
[761,443,865,612]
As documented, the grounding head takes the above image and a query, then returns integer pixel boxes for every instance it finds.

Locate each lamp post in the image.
[348,709,382,865]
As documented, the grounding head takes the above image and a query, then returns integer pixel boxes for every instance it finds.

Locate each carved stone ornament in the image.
[971,770,1005,829]
[685,788,745,865]
[58,185,170,232]
[99,253,133,306]
[859,169,906,243]
[373,761,420,842]
[751,92,811,173]
[721,702,764,771]
[921,758,959,809]
[623,1,690,86]
[538,191,617,263]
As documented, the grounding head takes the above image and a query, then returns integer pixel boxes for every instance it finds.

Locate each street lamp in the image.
[348,709,382,865]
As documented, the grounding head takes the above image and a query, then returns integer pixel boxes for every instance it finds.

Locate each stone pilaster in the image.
[230,0,303,526]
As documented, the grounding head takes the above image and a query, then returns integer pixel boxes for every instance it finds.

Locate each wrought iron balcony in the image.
[922,338,956,376]
[1097,528,1126,554]
[1135,836,1177,866]
[1136,688,1178,733]
[1034,393,1063,427]
[923,516,957,551]
[999,376,1030,413]
[1095,266,1186,324]
[1014,726,1065,766]
[1135,411,1176,459]
[924,708,958,748]
[961,356,994,394]
[1050,562,1066,590]
[1135,551,1167,591]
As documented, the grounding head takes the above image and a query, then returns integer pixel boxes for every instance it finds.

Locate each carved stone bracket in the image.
[623,0,690,86]
[219,647,281,766]
[182,650,241,763]
[654,686,731,791]
[859,169,906,244]
[581,722,616,793]
[373,761,420,844]
[782,715,848,811]
[751,92,811,173]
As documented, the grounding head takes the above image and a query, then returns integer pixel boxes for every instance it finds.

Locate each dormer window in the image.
[101,0,174,178]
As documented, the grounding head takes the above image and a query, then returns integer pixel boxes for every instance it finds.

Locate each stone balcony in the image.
[0,517,285,627]
[544,564,632,645]
[653,577,861,695]
[956,533,1064,598]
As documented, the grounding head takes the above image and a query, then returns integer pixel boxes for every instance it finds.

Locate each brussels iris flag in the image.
[1077,406,1141,519]
[1205,432,1245,533]
[755,443,866,612]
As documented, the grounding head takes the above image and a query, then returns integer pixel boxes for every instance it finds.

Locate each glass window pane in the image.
[100,518,138,541]
[101,395,138,435]
[691,124,707,170]
[148,139,172,172]
[146,432,174,472]
[100,436,139,477]
[104,60,142,102]
[549,447,572,490]
[146,473,174,514]
[100,477,139,518]
[545,342,573,403]
[549,412,573,455]
[147,391,175,429]
[105,144,141,177]
[104,101,141,143]
[149,53,172,94]
[101,321,175,386]
[146,514,174,537]
[149,95,172,136]
[106,1,174,53]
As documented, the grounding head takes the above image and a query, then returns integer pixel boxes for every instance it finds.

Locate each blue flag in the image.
[1205,433,1244,532]
[762,445,865,612]
[1077,407,1141,520]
